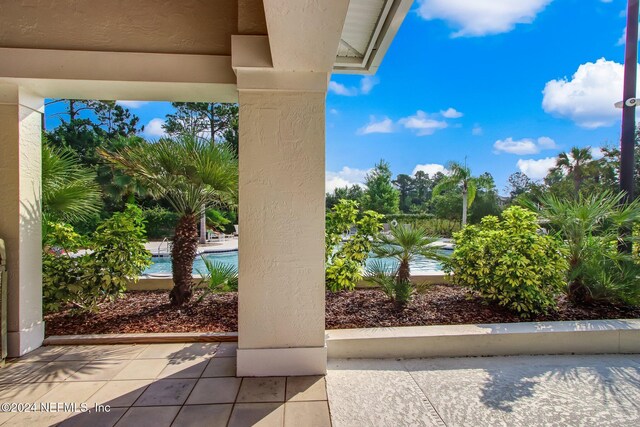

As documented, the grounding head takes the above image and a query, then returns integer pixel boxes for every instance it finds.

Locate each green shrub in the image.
[142,206,179,239]
[325,200,383,291]
[365,259,412,308]
[384,215,460,238]
[536,191,640,305]
[43,204,152,313]
[196,257,238,301]
[446,206,567,317]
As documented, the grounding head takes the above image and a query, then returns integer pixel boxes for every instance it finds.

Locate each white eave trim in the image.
[333,0,413,74]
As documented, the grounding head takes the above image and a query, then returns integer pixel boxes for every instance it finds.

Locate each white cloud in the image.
[116,100,149,108]
[472,125,483,136]
[494,136,557,155]
[590,146,605,160]
[517,157,556,180]
[360,76,379,94]
[542,58,634,129]
[329,76,380,96]
[440,107,464,118]
[398,110,448,136]
[329,108,339,115]
[412,163,448,176]
[618,27,627,46]
[328,81,358,96]
[416,0,552,37]
[358,116,394,135]
[144,118,167,137]
[326,167,370,192]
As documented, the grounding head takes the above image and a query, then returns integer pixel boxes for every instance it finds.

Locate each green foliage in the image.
[197,257,238,301]
[362,160,400,215]
[206,208,232,232]
[365,259,412,308]
[368,224,442,306]
[326,184,364,211]
[447,206,568,317]
[42,141,102,223]
[325,200,383,291]
[43,205,151,313]
[535,191,640,305]
[142,206,180,239]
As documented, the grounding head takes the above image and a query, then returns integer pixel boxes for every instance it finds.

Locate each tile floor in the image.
[0,343,331,427]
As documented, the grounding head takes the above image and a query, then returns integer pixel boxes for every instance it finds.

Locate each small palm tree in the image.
[42,141,102,223]
[433,161,479,226]
[552,147,593,193]
[368,224,443,307]
[101,135,238,306]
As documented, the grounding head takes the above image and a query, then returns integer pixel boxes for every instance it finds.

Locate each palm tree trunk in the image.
[397,259,411,284]
[462,190,468,226]
[170,214,199,306]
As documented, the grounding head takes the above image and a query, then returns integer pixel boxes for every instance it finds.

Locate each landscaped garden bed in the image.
[44,285,640,336]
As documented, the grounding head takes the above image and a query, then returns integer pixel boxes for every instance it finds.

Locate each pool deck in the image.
[145,238,238,257]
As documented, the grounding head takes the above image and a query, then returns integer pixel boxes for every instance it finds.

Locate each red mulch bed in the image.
[44,285,640,336]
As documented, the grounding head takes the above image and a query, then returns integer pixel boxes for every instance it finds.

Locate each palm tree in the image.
[42,141,102,223]
[101,136,238,306]
[433,161,478,226]
[553,147,593,193]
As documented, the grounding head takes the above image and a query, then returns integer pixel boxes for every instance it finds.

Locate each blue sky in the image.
[46,0,632,195]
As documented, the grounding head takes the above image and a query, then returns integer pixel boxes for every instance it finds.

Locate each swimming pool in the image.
[142,250,448,276]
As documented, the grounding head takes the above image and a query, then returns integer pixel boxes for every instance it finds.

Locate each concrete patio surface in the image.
[0,343,329,426]
[1,344,639,426]
[327,354,640,427]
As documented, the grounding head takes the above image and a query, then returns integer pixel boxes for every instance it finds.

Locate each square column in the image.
[237,88,327,376]
[0,84,44,357]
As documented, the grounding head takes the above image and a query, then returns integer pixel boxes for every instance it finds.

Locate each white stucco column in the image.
[0,84,44,357]
[236,80,327,376]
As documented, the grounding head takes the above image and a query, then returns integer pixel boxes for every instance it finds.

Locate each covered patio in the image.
[0,344,638,426]
[0,0,411,376]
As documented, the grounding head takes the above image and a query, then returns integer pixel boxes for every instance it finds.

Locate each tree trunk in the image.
[397,259,411,284]
[170,214,199,306]
[462,190,468,226]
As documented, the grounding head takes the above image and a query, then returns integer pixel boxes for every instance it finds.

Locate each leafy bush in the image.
[365,259,412,308]
[446,206,568,317]
[43,204,152,313]
[142,206,179,239]
[325,200,383,291]
[384,215,460,238]
[196,257,238,302]
[536,191,640,305]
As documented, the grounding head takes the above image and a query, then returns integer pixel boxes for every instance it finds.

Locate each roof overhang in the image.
[333,0,413,74]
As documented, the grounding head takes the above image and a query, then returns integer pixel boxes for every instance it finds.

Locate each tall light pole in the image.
[620,0,639,252]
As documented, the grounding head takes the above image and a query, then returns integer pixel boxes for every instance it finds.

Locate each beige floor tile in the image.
[112,359,170,380]
[135,344,186,359]
[171,343,219,359]
[116,406,180,427]
[285,376,327,402]
[172,404,233,427]
[185,377,242,404]
[228,403,285,427]
[59,407,127,427]
[237,377,286,403]
[0,362,47,384]
[67,360,131,382]
[21,361,88,383]
[284,401,331,427]
[202,357,236,377]
[213,342,237,358]
[133,378,196,406]
[0,382,61,403]
[94,345,149,360]
[86,380,152,407]
[56,346,102,361]
[37,380,107,404]
[4,408,71,427]
[157,358,208,379]
[10,346,70,362]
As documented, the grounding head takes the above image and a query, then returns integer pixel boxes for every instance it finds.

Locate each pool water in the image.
[142,250,447,276]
